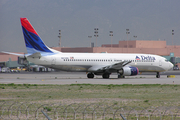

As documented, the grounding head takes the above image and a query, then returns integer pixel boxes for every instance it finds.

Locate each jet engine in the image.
[118,66,139,76]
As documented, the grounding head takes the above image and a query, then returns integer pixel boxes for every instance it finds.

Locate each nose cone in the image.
[168,62,174,70]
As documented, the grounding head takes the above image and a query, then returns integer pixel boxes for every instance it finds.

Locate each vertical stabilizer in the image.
[20,18,57,55]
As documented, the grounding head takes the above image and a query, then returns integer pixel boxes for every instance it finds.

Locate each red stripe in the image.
[20,18,38,36]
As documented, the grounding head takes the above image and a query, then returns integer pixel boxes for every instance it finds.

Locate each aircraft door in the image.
[159,60,162,66]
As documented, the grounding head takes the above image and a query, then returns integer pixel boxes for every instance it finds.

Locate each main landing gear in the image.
[102,73,110,79]
[87,73,94,78]
[87,72,161,78]
[87,73,110,79]
[156,72,160,78]
[118,74,125,78]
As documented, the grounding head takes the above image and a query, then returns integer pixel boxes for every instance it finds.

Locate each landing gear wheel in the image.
[102,73,110,79]
[156,72,160,78]
[118,75,125,78]
[87,73,94,78]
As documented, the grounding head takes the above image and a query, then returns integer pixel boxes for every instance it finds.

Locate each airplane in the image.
[2,18,174,79]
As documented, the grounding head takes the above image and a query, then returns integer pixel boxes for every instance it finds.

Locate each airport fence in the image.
[0,102,180,120]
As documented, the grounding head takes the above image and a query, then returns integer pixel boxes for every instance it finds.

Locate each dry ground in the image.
[0,83,180,107]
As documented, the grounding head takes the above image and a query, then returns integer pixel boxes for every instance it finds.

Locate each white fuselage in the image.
[27,52,173,73]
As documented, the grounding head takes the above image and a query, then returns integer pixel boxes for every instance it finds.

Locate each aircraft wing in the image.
[98,61,132,71]
[89,61,132,72]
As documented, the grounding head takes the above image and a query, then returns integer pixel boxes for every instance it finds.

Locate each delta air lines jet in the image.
[3,18,173,79]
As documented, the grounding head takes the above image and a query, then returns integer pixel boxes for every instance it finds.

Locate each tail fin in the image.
[20,18,58,55]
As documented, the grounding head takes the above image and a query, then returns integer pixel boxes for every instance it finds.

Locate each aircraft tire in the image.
[156,72,160,78]
[87,73,94,78]
[102,73,110,79]
[156,74,160,78]
[118,75,125,78]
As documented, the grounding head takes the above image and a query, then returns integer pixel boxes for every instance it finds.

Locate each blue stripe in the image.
[22,26,53,53]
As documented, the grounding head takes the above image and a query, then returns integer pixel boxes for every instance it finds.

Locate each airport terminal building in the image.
[52,40,180,68]
[55,40,180,57]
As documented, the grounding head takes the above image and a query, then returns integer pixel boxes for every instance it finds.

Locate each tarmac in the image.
[0,71,180,85]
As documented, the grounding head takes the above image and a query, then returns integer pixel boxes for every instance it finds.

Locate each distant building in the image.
[53,40,180,57]
[53,40,180,67]
[0,53,23,68]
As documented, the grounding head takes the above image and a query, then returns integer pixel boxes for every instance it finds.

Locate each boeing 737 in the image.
[3,18,173,79]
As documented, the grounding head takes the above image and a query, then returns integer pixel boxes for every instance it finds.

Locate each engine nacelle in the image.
[118,66,139,76]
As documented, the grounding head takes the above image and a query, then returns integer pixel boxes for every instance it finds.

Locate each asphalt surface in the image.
[0,71,180,85]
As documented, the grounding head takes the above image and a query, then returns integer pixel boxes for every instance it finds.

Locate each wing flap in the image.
[88,65,106,72]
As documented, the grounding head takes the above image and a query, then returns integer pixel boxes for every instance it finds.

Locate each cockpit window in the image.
[165,59,168,62]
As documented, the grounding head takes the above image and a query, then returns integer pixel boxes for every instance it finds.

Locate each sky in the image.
[0,0,180,52]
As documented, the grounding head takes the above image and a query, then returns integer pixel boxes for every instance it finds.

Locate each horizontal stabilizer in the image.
[1,51,24,57]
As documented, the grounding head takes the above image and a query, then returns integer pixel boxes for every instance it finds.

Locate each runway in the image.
[0,71,180,85]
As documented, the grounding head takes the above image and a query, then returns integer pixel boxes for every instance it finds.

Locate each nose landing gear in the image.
[156,72,160,78]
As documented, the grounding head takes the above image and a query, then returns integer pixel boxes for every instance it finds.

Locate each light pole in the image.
[172,30,174,46]
[94,28,99,47]
[126,29,130,52]
[133,35,137,40]
[88,36,92,47]
[109,31,113,48]
[58,30,61,47]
